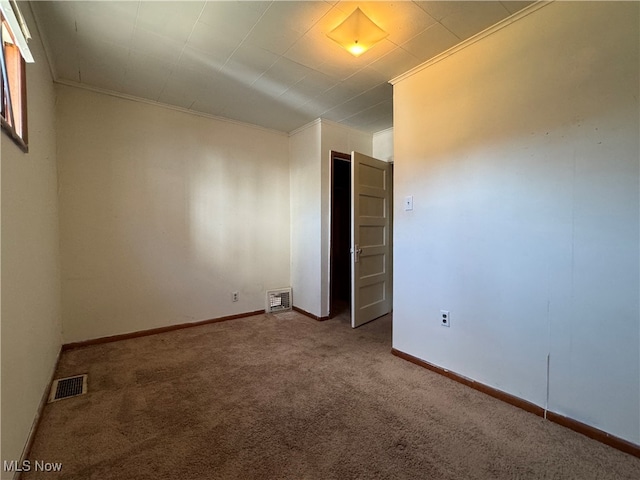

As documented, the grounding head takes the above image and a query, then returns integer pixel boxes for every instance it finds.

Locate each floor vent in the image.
[48,374,87,403]
[266,288,292,313]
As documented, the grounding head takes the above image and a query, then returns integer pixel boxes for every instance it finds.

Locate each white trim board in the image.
[390,1,551,85]
[54,78,289,138]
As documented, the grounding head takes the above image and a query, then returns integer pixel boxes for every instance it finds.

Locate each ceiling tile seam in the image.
[317,96,386,121]
[411,1,442,23]
[381,19,435,54]
[54,78,289,137]
[390,0,551,85]
[340,45,405,88]
[397,20,458,52]
[499,1,523,16]
[410,1,462,43]
[318,118,373,137]
[72,5,80,81]
[316,78,390,117]
[259,1,399,98]
[293,92,340,118]
[339,99,389,122]
[277,69,340,105]
[270,54,344,93]
[41,1,504,134]
[296,74,378,112]
[435,19,462,43]
[68,1,81,83]
[156,2,208,103]
[272,71,328,106]
[264,1,348,95]
[249,2,341,91]
[121,1,142,94]
[287,117,322,137]
[26,3,58,83]
[374,126,394,137]
[372,48,422,77]
[335,97,392,123]
[249,57,323,92]
[436,2,514,42]
[66,2,142,92]
[278,2,338,58]
[251,57,302,92]
[323,7,432,85]
[217,0,280,84]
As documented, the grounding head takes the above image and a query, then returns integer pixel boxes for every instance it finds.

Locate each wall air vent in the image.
[266,288,292,313]
[48,374,88,402]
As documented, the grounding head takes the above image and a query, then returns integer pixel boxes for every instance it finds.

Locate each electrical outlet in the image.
[232,292,239,302]
[440,310,450,327]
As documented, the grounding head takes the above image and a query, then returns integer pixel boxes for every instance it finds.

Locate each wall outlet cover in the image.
[404,195,414,211]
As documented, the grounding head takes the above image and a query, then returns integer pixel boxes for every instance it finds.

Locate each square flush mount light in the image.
[327,7,388,57]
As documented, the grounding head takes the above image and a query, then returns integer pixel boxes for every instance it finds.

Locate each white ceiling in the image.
[31,1,534,133]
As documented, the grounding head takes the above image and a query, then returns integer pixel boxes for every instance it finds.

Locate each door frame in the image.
[329,150,351,318]
[329,151,394,322]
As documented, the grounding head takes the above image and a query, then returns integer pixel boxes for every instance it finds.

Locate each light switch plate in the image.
[404,195,413,211]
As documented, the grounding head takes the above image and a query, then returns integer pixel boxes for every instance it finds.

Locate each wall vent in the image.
[266,288,292,313]
[48,374,87,403]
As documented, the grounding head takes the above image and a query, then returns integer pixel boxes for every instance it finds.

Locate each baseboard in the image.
[14,347,62,480]
[62,310,265,350]
[391,348,640,459]
[293,306,330,322]
[545,411,640,458]
[391,349,544,416]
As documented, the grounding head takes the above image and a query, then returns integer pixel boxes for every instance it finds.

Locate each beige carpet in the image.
[24,311,640,479]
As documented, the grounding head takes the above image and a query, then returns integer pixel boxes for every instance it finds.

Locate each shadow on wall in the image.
[58,87,290,341]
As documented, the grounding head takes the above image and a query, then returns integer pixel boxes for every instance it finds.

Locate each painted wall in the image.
[1,5,62,473]
[56,86,290,343]
[289,119,372,318]
[289,120,322,316]
[373,127,394,162]
[392,1,639,444]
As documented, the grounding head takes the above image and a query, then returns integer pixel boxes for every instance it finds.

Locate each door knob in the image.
[351,245,363,263]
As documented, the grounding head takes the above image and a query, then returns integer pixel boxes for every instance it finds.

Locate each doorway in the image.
[329,151,351,318]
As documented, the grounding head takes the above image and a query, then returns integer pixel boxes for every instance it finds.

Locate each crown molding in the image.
[319,118,373,138]
[26,2,57,82]
[391,1,552,85]
[288,118,322,137]
[54,79,289,137]
[373,126,393,137]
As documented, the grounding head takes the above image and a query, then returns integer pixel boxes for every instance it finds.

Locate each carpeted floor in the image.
[23,311,640,479]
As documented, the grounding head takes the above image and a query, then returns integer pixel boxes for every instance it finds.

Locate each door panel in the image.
[351,152,391,328]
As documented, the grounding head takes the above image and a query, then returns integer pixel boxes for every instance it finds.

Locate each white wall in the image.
[289,119,372,318]
[373,127,394,162]
[1,5,62,473]
[289,120,322,316]
[56,86,290,343]
[392,1,639,444]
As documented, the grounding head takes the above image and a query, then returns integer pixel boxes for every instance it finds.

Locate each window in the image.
[1,1,32,152]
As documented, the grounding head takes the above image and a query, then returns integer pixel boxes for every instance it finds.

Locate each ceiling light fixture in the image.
[327,7,388,57]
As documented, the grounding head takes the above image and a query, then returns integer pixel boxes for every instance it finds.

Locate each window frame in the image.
[1,11,28,152]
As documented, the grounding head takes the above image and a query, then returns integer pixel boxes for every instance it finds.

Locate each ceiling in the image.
[31,1,534,133]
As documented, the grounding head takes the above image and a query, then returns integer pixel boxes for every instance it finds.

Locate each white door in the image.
[351,152,392,328]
